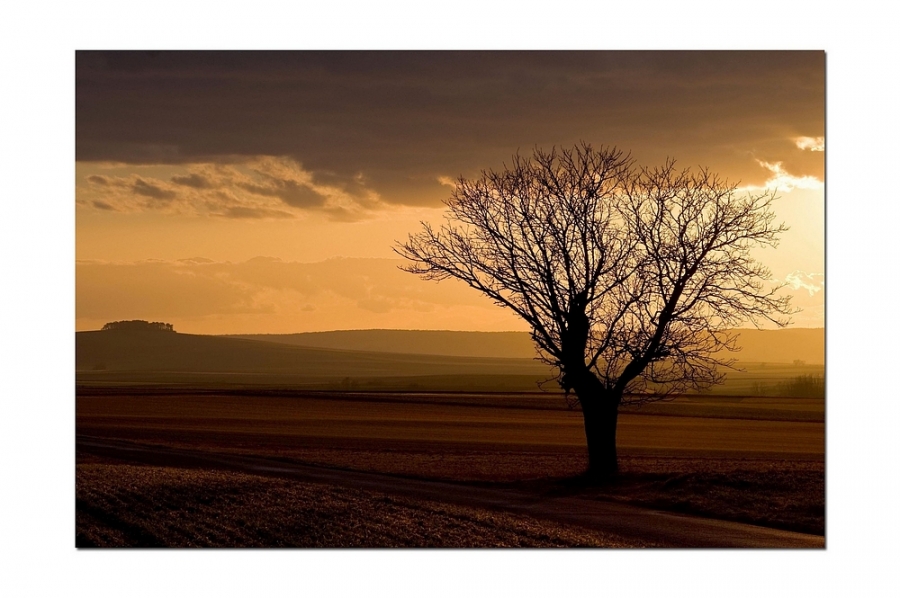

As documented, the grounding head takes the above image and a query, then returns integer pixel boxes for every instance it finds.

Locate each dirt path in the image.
[77,436,824,548]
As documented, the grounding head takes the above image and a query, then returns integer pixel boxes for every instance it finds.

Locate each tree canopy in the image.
[396,144,794,473]
[397,144,793,402]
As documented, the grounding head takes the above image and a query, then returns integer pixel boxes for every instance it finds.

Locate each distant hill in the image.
[225,330,539,359]
[76,329,550,382]
[76,327,823,392]
[226,328,824,364]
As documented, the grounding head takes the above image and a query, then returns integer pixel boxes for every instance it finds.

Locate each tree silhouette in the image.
[396,144,793,477]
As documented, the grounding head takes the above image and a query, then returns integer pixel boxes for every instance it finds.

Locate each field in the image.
[76,462,649,548]
[76,385,825,547]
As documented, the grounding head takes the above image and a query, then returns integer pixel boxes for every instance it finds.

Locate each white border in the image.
[2,2,897,597]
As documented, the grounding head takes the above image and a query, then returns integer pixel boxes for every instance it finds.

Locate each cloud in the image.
[312,170,377,203]
[133,178,177,200]
[237,180,326,209]
[171,173,212,188]
[76,51,824,206]
[784,271,824,296]
[753,160,824,192]
[76,156,388,220]
[214,207,295,219]
[794,136,825,151]
[776,271,824,328]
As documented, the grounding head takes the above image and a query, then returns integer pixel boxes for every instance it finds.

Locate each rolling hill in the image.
[225,328,825,364]
[76,327,824,392]
[224,330,539,359]
[76,329,552,385]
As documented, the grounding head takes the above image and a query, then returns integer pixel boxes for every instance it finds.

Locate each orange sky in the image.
[76,51,824,334]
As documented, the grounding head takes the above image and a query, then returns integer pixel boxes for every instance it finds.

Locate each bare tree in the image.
[396,144,793,476]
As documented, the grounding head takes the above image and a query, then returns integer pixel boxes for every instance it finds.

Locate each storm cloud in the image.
[76,51,825,207]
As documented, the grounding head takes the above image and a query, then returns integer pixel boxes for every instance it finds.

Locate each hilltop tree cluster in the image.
[101,320,175,332]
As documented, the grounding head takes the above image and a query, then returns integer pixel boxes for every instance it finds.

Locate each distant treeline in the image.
[101,320,175,332]
[751,375,825,398]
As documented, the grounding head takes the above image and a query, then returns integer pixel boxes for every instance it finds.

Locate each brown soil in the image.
[76,463,650,548]
[76,387,825,543]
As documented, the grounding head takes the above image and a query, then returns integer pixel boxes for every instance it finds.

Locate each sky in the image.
[75,51,825,333]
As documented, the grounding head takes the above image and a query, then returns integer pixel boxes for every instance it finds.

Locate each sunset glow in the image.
[76,51,824,334]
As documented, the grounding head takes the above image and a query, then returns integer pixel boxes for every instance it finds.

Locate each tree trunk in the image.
[567,368,621,479]
[580,395,620,478]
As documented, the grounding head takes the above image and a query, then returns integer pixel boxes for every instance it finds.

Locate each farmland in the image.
[74,328,825,547]
[77,385,824,546]
[77,463,649,548]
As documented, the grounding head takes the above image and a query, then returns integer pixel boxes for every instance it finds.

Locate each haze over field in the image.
[76,327,824,395]
[226,327,825,364]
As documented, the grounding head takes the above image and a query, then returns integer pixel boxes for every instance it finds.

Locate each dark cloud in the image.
[77,159,377,218]
[76,51,825,203]
[237,179,326,208]
[92,200,115,210]
[171,173,212,188]
[311,170,374,201]
[133,178,176,200]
